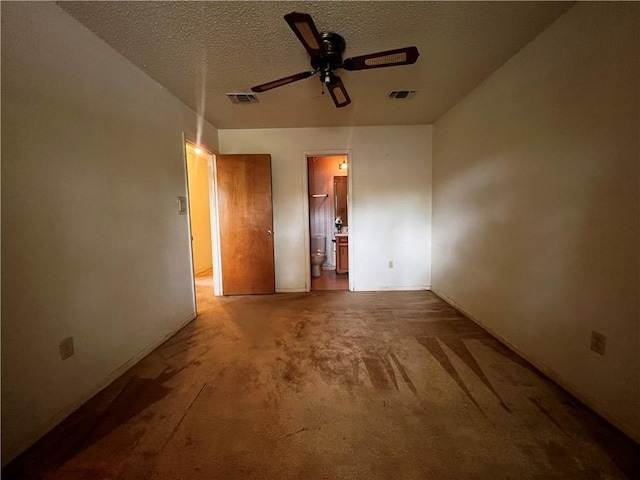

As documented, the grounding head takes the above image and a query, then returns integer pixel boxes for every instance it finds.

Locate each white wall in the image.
[186,145,213,274]
[1,2,219,462]
[218,126,432,292]
[432,3,639,440]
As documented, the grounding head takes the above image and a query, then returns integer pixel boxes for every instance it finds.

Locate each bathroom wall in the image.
[308,155,348,268]
[186,145,213,275]
[218,125,432,292]
[432,2,639,440]
[1,2,219,462]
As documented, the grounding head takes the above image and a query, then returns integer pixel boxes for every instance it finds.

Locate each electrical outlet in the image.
[590,331,606,355]
[60,337,75,360]
[388,260,394,268]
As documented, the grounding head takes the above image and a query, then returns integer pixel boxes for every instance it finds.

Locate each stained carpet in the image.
[4,276,640,479]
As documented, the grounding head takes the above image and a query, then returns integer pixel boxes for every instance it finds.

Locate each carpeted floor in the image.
[4,275,640,479]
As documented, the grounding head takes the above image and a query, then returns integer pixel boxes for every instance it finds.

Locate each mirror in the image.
[334,176,348,226]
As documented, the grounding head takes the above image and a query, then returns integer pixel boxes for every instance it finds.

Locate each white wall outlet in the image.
[590,331,606,355]
[60,337,75,360]
[388,260,394,268]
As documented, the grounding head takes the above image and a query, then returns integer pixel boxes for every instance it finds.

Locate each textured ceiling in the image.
[57,1,573,129]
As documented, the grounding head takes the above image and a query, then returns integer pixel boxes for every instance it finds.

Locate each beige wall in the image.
[1,2,219,462]
[218,126,432,292]
[186,145,213,275]
[432,3,639,440]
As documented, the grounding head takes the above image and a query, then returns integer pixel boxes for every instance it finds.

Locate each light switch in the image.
[177,196,188,214]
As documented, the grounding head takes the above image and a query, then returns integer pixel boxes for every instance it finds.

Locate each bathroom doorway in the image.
[307,155,349,291]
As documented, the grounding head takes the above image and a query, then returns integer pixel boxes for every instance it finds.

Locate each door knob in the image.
[267,230,273,236]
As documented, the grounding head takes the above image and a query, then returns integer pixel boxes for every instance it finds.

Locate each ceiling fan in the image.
[251,12,420,108]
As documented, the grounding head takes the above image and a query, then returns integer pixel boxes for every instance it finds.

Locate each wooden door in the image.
[216,154,275,295]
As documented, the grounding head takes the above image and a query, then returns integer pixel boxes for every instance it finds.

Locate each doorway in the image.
[307,155,349,291]
[184,142,216,305]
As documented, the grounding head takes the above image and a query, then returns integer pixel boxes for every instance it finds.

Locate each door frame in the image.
[183,138,223,306]
[182,140,197,314]
[209,155,223,296]
[302,150,354,292]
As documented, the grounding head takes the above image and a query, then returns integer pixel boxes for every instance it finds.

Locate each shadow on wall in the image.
[433,146,639,425]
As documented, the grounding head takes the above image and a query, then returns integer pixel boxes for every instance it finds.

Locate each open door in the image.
[216,154,275,295]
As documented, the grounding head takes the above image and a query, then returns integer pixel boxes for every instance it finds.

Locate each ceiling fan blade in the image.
[343,46,419,71]
[251,71,314,93]
[327,76,351,108]
[284,12,326,57]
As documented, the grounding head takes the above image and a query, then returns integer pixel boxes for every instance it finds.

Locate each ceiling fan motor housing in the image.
[311,32,346,73]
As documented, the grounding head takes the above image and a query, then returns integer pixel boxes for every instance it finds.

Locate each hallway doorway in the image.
[184,142,215,305]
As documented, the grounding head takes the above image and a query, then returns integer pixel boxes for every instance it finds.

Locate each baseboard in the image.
[275,286,433,294]
[194,265,213,276]
[430,288,640,445]
[353,285,431,292]
[2,311,197,466]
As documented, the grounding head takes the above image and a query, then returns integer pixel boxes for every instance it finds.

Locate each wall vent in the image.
[389,90,417,99]
[226,93,259,104]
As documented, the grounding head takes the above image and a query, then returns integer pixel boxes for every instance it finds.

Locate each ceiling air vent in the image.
[226,93,259,104]
[389,90,417,99]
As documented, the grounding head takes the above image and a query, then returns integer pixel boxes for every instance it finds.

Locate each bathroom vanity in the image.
[335,234,349,274]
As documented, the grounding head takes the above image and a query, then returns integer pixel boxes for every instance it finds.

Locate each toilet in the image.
[310,236,327,277]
